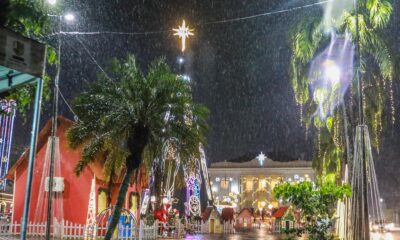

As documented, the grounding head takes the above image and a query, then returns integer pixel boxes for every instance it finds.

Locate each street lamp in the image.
[64,13,75,22]
[47,0,57,5]
[45,12,75,240]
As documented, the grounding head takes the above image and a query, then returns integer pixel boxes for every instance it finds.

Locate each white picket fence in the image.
[190,220,235,234]
[0,220,158,239]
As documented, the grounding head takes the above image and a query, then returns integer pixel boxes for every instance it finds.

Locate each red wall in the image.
[12,124,92,224]
[12,122,143,224]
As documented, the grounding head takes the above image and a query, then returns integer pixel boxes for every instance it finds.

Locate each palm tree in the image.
[67,55,208,239]
[290,0,394,176]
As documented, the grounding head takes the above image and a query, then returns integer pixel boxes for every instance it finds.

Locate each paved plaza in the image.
[0,229,399,239]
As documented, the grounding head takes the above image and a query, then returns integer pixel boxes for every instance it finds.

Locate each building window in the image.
[246,180,253,191]
[98,189,108,214]
[129,192,139,215]
[221,179,229,190]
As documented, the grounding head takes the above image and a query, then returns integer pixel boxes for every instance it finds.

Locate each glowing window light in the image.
[221,179,229,190]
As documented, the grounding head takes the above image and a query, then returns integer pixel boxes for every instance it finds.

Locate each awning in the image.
[0,65,38,93]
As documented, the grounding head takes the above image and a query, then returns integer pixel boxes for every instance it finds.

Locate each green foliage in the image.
[274,179,351,239]
[2,0,56,116]
[290,0,395,176]
[68,54,208,239]
[67,54,209,179]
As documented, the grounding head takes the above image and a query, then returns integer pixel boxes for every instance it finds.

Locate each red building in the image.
[7,116,147,224]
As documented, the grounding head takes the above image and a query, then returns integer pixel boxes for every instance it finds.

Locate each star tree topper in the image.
[173,20,194,52]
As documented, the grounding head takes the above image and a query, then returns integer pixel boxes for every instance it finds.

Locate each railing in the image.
[0,220,159,239]
[0,218,236,238]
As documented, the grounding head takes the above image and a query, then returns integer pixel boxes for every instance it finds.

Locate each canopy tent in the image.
[0,26,46,240]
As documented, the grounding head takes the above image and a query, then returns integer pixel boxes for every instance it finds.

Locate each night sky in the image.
[10,0,400,206]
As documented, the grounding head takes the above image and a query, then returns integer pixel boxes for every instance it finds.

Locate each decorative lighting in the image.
[268,204,273,210]
[294,174,299,180]
[215,177,221,182]
[178,57,184,64]
[162,197,169,205]
[257,152,266,166]
[0,100,16,190]
[261,201,266,208]
[173,20,194,52]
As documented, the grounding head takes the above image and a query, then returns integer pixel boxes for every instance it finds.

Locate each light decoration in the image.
[84,176,97,240]
[186,175,201,217]
[257,152,266,166]
[0,100,16,190]
[173,20,194,52]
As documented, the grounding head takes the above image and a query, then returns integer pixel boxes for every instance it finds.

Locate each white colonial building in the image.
[208,155,314,211]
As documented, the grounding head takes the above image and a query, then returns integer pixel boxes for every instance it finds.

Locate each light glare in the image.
[323,60,341,83]
[64,13,75,22]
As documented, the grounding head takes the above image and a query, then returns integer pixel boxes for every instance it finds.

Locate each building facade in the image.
[208,157,314,211]
[7,116,146,224]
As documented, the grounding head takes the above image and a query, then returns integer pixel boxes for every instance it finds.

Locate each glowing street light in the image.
[64,13,75,22]
[173,20,194,52]
[323,59,341,83]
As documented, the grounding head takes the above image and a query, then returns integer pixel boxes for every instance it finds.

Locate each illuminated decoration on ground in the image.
[84,176,97,240]
[173,20,194,52]
[0,100,16,190]
[161,138,181,200]
[257,152,266,166]
[184,157,202,217]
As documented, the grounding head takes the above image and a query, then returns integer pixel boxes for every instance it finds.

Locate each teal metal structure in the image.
[0,49,46,240]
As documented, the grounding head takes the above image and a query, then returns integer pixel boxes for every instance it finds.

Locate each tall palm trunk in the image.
[104,125,148,240]
[104,166,135,240]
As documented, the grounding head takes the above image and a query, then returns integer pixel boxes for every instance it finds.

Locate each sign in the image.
[45,177,65,192]
[0,27,45,77]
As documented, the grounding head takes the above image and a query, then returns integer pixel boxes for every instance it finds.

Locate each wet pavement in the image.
[0,230,399,239]
[184,229,400,240]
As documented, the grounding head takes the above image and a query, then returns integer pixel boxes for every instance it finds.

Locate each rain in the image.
[2,0,400,239]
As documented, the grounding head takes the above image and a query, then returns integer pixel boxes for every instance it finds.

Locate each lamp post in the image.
[45,12,75,240]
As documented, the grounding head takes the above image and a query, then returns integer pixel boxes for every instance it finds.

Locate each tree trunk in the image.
[104,125,148,240]
[104,167,134,240]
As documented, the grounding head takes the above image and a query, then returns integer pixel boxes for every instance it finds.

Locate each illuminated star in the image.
[173,20,194,52]
[257,152,266,166]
